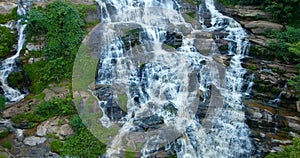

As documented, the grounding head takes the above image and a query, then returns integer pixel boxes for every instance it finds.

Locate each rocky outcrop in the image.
[0,2,17,14]
[36,116,74,140]
[23,136,47,146]
[1,99,40,118]
[244,21,283,35]
[227,5,268,20]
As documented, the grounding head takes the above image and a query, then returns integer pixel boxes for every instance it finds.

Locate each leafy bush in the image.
[0,26,16,58]
[50,139,63,153]
[24,0,85,92]
[266,138,300,158]
[268,27,300,63]
[36,95,76,118]
[0,7,17,24]
[0,128,9,138]
[1,141,12,150]
[61,129,106,158]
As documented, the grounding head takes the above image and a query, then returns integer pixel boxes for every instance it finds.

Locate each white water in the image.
[94,0,253,157]
[0,1,29,102]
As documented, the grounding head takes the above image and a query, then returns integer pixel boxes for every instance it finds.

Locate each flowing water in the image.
[0,0,30,102]
[93,0,253,157]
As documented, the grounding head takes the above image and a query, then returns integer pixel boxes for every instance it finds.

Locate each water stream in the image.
[93,0,253,157]
[0,0,30,102]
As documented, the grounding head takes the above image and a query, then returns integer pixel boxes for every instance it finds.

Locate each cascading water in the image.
[0,0,29,102]
[92,0,254,157]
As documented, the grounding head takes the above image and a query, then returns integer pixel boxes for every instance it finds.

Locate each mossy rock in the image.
[0,127,9,138]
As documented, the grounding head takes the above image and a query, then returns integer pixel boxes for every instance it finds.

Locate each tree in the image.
[265,0,300,27]
[0,26,15,58]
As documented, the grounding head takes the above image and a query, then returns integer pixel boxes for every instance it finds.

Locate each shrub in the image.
[0,7,17,24]
[1,141,12,150]
[60,129,106,158]
[50,139,63,153]
[0,26,16,58]
[0,128,9,138]
[266,138,300,158]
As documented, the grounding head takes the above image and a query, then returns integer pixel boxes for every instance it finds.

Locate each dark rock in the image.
[133,114,164,131]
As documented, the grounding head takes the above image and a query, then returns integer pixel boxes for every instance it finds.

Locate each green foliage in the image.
[25,0,85,91]
[11,112,41,126]
[0,26,16,58]
[0,128,9,138]
[266,138,300,158]
[50,139,63,153]
[60,128,106,158]
[27,0,84,60]
[0,7,17,24]
[265,0,300,27]
[1,141,12,150]
[268,27,300,62]
[288,41,300,99]
[36,95,76,118]
[7,71,27,90]
[0,94,6,110]
[70,115,85,130]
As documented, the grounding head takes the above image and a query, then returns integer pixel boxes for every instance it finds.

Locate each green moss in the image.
[118,94,128,112]
[1,141,12,150]
[50,139,63,154]
[246,65,258,71]
[0,94,6,110]
[0,128,9,138]
[125,151,136,158]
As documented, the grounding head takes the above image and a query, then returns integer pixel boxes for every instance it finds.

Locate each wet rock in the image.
[133,114,164,131]
[193,31,214,55]
[244,21,283,35]
[23,136,47,146]
[164,32,183,49]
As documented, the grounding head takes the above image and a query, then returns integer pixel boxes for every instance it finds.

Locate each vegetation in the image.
[0,94,6,110]
[0,7,17,24]
[61,115,106,157]
[0,26,16,58]
[266,138,300,158]
[25,0,85,94]
[1,141,12,150]
[50,139,63,153]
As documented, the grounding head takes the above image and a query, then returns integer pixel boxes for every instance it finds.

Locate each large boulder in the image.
[0,2,17,14]
[36,116,74,140]
[244,21,283,35]
[227,5,268,20]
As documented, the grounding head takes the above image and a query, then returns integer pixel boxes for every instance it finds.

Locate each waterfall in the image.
[93,0,253,157]
[0,0,30,102]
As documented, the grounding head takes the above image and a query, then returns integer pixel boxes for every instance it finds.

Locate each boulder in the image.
[23,136,47,146]
[36,116,74,140]
[227,5,268,20]
[244,21,283,35]
[0,2,17,14]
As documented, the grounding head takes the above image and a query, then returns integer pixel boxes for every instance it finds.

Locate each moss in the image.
[118,94,128,112]
[219,45,229,51]
[246,65,258,71]
[0,128,9,138]
[50,139,63,154]
[0,94,6,110]
[125,151,136,158]
[1,141,12,150]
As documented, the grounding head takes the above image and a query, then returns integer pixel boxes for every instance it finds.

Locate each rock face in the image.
[1,99,40,118]
[0,2,17,14]
[36,116,74,140]
[244,21,283,35]
[227,5,268,20]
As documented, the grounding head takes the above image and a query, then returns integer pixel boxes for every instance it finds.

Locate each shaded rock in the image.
[244,21,283,35]
[249,35,269,47]
[23,136,47,146]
